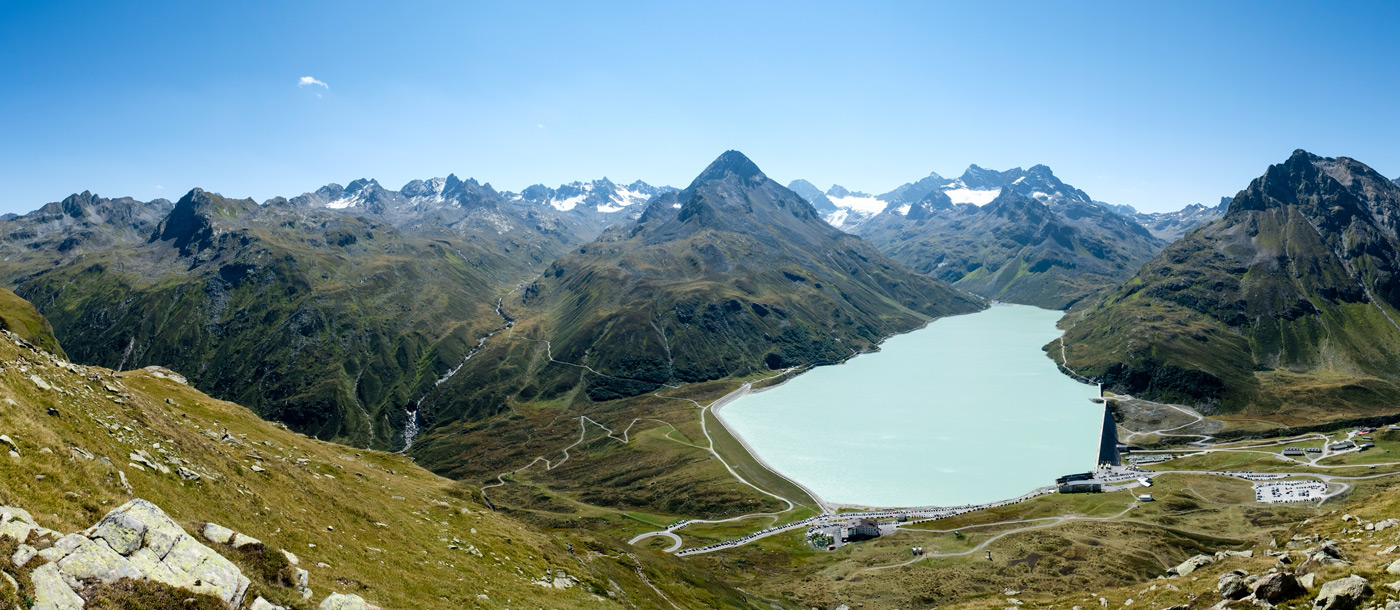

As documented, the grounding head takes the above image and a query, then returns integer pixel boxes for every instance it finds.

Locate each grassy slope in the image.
[0,287,65,358]
[0,333,766,609]
[10,213,523,451]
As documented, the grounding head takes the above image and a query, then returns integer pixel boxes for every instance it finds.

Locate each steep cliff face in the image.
[1061,150,1400,415]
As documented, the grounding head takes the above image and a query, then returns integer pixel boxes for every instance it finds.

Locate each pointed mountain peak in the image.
[959,164,1020,189]
[152,188,256,256]
[690,150,765,187]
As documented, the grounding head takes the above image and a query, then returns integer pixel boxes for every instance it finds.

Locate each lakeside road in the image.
[705,377,829,513]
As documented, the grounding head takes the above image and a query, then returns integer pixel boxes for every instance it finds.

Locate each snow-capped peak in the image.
[515,179,672,214]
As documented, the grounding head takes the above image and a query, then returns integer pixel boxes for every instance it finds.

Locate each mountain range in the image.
[0,174,669,451]
[791,165,1175,308]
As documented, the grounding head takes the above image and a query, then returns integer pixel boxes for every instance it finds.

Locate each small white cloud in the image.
[298,76,329,89]
[154,185,164,190]
[537,124,545,129]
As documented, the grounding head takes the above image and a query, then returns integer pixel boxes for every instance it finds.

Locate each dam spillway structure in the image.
[1096,403,1121,467]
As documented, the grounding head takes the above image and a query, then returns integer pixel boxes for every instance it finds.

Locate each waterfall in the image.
[402,409,420,450]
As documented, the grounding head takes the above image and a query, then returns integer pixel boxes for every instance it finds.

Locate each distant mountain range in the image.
[1061,150,1400,418]
[789,165,1182,308]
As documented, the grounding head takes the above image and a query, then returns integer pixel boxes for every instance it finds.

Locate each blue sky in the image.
[2,1,1398,213]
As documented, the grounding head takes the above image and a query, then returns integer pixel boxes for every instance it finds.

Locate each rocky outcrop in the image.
[3,498,349,609]
[15,499,252,607]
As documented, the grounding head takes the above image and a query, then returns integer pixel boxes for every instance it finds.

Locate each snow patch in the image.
[828,195,885,215]
[551,194,585,212]
[943,187,1001,206]
[825,209,852,228]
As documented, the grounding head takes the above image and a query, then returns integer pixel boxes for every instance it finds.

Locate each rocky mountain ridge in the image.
[1060,150,1400,415]
[832,165,1166,308]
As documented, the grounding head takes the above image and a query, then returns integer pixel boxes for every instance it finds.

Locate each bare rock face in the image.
[1314,575,1372,610]
[1253,572,1306,603]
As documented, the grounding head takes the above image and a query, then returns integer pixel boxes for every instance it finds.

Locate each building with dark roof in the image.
[843,518,881,542]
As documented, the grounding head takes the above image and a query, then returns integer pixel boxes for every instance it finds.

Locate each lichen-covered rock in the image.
[1314,575,1371,610]
[1253,572,1305,603]
[0,506,36,525]
[231,532,261,548]
[12,543,37,567]
[163,535,250,605]
[55,537,143,584]
[202,522,236,545]
[87,509,148,555]
[29,563,84,610]
[320,592,383,610]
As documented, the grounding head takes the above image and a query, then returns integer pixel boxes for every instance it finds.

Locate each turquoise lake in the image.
[716,304,1103,507]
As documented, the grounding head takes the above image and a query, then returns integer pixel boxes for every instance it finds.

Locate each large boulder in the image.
[1167,554,1215,577]
[320,592,383,610]
[1308,541,1349,567]
[202,522,236,545]
[1218,570,1249,599]
[1253,572,1306,603]
[45,499,251,607]
[1314,575,1371,610]
[87,510,148,555]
